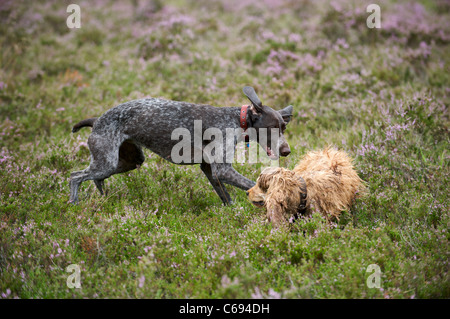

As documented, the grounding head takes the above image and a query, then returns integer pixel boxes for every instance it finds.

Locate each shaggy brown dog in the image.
[247,147,366,227]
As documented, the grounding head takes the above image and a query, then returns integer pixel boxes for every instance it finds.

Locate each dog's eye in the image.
[269,126,280,132]
[269,123,286,133]
[258,179,270,191]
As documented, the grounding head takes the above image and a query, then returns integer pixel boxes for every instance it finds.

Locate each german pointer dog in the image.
[70,86,293,205]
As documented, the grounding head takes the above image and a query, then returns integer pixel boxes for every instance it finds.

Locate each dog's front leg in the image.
[215,164,256,190]
[200,163,232,205]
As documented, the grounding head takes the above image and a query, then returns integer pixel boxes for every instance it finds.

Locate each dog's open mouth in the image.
[252,201,265,207]
[265,146,278,160]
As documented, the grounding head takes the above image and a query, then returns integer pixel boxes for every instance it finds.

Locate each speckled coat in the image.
[70,87,293,205]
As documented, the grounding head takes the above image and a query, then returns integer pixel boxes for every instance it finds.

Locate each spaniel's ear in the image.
[258,167,282,190]
[266,202,285,228]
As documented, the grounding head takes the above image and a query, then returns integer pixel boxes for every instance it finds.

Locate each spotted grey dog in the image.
[70,86,293,204]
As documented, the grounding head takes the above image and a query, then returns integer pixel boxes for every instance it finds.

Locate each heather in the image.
[0,0,449,299]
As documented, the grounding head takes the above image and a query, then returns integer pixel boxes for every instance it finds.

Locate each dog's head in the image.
[243,86,293,160]
[247,167,283,206]
[247,167,306,227]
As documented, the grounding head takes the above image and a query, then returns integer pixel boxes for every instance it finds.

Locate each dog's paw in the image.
[68,199,79,205]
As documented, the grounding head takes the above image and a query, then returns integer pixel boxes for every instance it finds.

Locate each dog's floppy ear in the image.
[278,105,293,124]
[243,86,263,114]
[266,202,285,228]
[258,167,281,189]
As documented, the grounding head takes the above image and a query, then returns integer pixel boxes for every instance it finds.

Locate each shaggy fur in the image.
[247,147,366,227]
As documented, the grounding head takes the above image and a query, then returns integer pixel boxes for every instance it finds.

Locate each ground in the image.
[0,0,448,298]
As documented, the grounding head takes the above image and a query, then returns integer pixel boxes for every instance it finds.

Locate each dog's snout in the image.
[280,145,291,157]
[245,191,249,196]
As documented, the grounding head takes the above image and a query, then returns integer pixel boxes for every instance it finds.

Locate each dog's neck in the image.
[239,105,249,131]
[222,107,252,130]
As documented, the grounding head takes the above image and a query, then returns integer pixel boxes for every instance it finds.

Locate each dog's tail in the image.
[72,117,98,133]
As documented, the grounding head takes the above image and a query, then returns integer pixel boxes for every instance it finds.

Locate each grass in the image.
[0,0,449,299]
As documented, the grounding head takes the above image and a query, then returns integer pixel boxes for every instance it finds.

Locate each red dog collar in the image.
[240,105,249,130]
[240,105,249,143]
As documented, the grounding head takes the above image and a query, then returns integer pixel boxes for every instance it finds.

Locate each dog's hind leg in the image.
[200,163,232,205]
[91,141,145,197]
[93,179,105,195]
[69,134,122,203]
